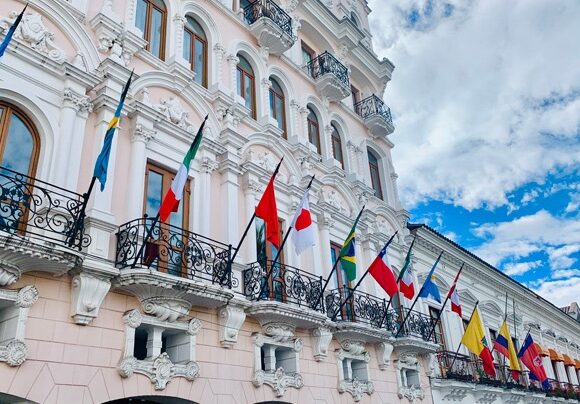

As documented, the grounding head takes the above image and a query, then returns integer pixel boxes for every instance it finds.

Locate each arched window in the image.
[269,78,286,138]
[183,16,207,87]
[350,12,361,28]
[237,55,256,119]
[307,107,321,154]
[0,102,40,177]
[367,149,383,199]
[330,124,343,168]
[135,0,167,60]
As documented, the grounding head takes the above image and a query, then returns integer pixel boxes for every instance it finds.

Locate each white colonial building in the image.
[0,0,577,403]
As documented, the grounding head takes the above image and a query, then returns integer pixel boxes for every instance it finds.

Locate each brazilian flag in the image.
[339,207,364,282]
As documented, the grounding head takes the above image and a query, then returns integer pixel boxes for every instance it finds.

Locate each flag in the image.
[0,4,27,60]
[518,334,549,389]
[461,307,496,377]
[399,241,415,299]
[447,265,463,317]
[368,242,398,297]
[418,253,442,303]
[494,320,522,375]
[290,186,315,255]
[338,208,363,282]
[93,71,134,191]
[255,170,281,248]
[158,116,207,222]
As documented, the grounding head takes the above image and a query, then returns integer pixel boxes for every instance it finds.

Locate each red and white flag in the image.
[399,263,415,299]
[290,188,315,255]
[368,243,398,297]
[447,265,464,317]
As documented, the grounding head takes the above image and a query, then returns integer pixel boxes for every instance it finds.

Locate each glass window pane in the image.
[238,56,253,74]
[269,90,275,118]
[330,247,338,289]
[185,16,206,40]
[150,8,163,58]
[1,113,34,175]
[275,97,283,129]
[135,0,147,36]
[244,76,253,111]
[146,170,163,218]
[194,39,205,86]
[236,69,243,97]
[183,31,192,63]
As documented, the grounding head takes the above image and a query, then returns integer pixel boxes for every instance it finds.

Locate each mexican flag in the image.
[159,116,207,222]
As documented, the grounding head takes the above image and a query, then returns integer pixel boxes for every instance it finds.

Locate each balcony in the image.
[0,166,89,286]
[244,0,295,55]
[304,52,350,101]
[114,217,237,316]
[243,260,328,328]
[326,287,387,328]
[355,95,394,137]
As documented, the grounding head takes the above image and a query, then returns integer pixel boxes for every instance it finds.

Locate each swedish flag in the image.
[339,207,364,282]
[93,70,134,191]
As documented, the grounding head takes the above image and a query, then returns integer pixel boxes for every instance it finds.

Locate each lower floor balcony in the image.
[354,95,395,138]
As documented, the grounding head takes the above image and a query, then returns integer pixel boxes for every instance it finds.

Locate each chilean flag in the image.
[290,188,315,255]
[518,334,550,389]
[399,265,415,299]
[368,243,398,297]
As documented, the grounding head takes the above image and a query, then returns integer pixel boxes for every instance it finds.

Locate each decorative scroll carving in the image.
[118,353,199,390]
[376,341,394,370]
[16,285,39,308]
[141,297,191,323]
[0,340,27,367]
[153,97,195,132]
[253,367,304,397]
[311,327,333,361]
[218,305,246,348]
[338,378,374,402]
[70,272,111,325]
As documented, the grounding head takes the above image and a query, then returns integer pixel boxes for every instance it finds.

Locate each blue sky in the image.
[368,0,580,306]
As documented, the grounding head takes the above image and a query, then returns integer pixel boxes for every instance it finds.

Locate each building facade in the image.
[0,0,577,403]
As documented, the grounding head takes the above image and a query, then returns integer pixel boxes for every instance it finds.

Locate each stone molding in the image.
[337,377,374,403]
[252,367,304,398]
[218,304,247,348]
[70,270,112,325]
[376,341,394,370]
[335,339,373,402]
[395,352,425,403]
[311,327,333,361]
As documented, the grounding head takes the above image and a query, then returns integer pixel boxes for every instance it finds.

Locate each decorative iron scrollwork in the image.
[115,217,235,288]
[354,95,393,126]
[243,0,294,39]
[325,287,387,327]
[304,51,350,88]
[0,166,90,250]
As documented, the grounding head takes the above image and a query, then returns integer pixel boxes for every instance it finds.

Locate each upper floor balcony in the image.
[355,95,394,138]
[304,51,351,101]
[244,0,296,55]
[242,260,328,328]
[114,217,237,314]
[0,166,89,286]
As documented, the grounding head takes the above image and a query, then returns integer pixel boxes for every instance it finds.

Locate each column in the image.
[126,124,155,222]
[220,165,240,252]
[213,43,226,92]
[171,14,187,66]
[146,327,164,358]
[299,106,309,144]
[242,174,259,263]
[227,54,240,97]
[556,361,569,383]
[198,157,219,237]
[317,212,333,279]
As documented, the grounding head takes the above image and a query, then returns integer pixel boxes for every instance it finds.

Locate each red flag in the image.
[255,176,280,248]
[368,244,398,297]
[447,264,463,317]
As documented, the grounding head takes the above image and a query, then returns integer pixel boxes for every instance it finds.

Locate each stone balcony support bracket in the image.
[311,327,333,361]
[70,268,114,325]
[218,302,248,348]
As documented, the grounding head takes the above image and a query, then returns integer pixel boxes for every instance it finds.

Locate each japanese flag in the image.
[291,189,316,255]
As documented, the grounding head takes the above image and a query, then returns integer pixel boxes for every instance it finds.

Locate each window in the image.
[367,149,383,200]
[429,307,446,350]
[307,107,321,154]
[143,162,190,276]
[350,12,361,28]
[489,328,500,363]
[351,85,361,110]
[0,102,40,177]
[256,218,285,302]
[183,16,207,87]
[337,340,373,400]
[330,241,354,321]
[269,78,286,137]
[135,0,167,60]
[330,124,344,168]
[301,41,316,77]
[236,55,256,119]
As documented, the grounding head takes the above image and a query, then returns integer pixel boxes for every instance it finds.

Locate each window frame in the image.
[307,108,321,154]
[269,78,287,138]
[331,125,344,168]
[183,16,208,88]
[136,0,168,60]
[351,85,361,109]
[428,306,447,350]
[367,150,384,200]
[236,56,257,119]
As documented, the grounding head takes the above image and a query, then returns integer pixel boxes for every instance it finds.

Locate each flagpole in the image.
[330,231,398,321]
[313,205,365,311]
[256,175,315,299]
[448,301,480,377]
[131,212,161,268]
[425,263,465,342]
[68,175,96,248]
[395,250,444,338]
[377,236,416,329]
[229,157,284,264]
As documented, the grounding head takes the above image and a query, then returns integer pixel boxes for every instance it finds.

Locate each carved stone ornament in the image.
[338,378,374,402]
[70,272,112,325]
[141,297,192,322]
[63,89,92,114]
[0,340,28,367]
[153,97,195,132]
[338,339,368,360]
[311,327,333,361]
[0,258,20,286]
[321,189,349,216]
[253,367,304,397]
[474,391,499,404]
[187,318,202,336]
[15,285,39,308]
[396,352,425,403]
[398,384,425,403]
[123,309,143,329]
[442,387,469,401]
[218,305,246,348]
[244,149,287,183]
[0,10,67,63]
[118,353,199,390]
[263,322,295,343]
[376,341,394,370]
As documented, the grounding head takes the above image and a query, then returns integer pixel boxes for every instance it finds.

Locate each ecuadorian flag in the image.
[339,207,364,282]
[494,320,521,374]
[93,70,134,191]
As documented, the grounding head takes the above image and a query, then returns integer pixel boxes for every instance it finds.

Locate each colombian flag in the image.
[493,320,521,377]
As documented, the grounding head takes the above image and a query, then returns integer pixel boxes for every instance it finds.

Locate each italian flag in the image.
[159,116,207,222]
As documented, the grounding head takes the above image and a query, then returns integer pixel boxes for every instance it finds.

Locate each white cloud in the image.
[503,260,542,277]
[565,192,580,213]
[531,277,580,307]
[369,0,580,210]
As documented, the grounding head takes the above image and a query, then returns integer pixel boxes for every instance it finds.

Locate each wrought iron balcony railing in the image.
[304,51,350,88]
[115,217,235,288]
[243,0,293,39]
[0,166,90,250]
[243,260,324,311]
[325,287,388,328]
[354,95,393,126]
[384,307,437,342]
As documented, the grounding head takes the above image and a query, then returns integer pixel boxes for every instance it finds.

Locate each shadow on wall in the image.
[104,397,200,404]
